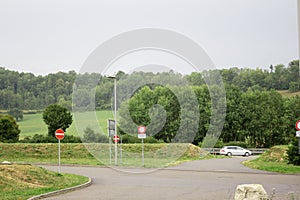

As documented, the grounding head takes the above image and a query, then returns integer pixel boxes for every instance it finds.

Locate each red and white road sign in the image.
[296,120,300,131]
[138,126,146,134]
[113,135,120,143]
[138,126,146,139]
[55,129,65,140]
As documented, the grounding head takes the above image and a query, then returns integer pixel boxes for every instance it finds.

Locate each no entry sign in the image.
[55,129,65,140]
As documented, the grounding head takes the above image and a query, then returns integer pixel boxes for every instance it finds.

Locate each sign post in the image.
[55,129,65,173]
[138,126,146,167]
[108,120,115,165]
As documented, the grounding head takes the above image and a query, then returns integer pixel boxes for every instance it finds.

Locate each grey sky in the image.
[0,0,298,75]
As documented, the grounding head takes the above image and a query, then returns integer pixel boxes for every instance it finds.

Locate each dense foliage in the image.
[287,138,300,166]
[20,134,82,143]
[42,104,73,137]
[0,114,20,142]
[0,60,300,147]
[0,60,299,110]
[119,84,298,147]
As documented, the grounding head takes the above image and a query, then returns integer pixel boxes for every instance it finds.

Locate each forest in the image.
[0,60,300,147]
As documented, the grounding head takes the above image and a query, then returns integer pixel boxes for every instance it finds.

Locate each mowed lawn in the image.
[18,110,113,139]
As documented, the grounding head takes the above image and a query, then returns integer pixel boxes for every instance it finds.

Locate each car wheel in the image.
[244,152,250,157]
[227,152,232,156]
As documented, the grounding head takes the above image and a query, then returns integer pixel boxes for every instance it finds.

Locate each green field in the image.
[18,110,114,139]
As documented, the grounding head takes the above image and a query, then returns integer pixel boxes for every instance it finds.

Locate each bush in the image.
[20,134,82,143]
[287,138,300,166]
[0,115,20,143]
[198,139,224,148]
[223,141,250,148]
[82,127,109,143]
[121,134,162,144]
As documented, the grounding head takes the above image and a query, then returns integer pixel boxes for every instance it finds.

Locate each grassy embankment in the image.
[0,143,218,168]
[0,164,89,200]
[243,145,300,174]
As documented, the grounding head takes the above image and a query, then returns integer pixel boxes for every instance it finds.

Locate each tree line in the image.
[0,60,299,110]
[0,60,300,148]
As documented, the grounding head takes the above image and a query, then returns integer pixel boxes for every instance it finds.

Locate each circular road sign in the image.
[113,135,119,143]
[55,129,65,140]
[138,126,146,134]
[296,120,300,131]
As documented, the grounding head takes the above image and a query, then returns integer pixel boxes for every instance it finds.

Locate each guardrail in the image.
[202,148,269,155]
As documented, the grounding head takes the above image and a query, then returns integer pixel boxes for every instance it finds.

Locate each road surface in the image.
[41,157,300,200]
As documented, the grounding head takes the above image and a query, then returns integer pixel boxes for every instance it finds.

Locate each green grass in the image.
[243,145,300,174]
[0,143,216,168]
[0,164,89,200]
[18,110,113,139]
[0,143,100,166]
[17,113,47,139]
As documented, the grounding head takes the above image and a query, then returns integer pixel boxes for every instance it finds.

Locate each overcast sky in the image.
[0,0,298,75]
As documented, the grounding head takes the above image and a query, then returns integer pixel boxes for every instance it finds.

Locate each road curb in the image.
[27,177,93,200]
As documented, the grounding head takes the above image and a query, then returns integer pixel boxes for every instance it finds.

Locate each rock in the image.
[234,184,269,200]
[1,161,12,164]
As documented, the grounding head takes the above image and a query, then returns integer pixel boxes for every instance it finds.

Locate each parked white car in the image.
[219,146,252,156]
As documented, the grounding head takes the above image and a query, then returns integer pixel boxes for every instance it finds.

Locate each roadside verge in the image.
[27,177,92,200]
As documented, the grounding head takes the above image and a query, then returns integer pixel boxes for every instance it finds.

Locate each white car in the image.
[219,146,252,156]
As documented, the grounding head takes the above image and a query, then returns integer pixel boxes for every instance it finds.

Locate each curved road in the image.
[41,157,299,200]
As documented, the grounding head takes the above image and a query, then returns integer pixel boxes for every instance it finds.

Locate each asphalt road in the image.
[41,157,300,200]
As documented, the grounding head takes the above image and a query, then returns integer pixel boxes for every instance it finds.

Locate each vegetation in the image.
[0,164,88,200]
[42,104,73,137]
[287,138,300,166]
[0,115,20,142]
[0,143,99,165]
[8,108,23,121]
[243,146,300,174]
[17,110,112,139]
[0,60,298,109]
[1,60,300,147]
[0,143,216,167]
[82,127,109,143]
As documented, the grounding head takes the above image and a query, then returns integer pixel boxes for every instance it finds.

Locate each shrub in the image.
[223,141,249,148]
[82,127,109,143]
[20,134,82,143]
[0,115,20,142]
[287,138,300,166]
[121,134,162,144]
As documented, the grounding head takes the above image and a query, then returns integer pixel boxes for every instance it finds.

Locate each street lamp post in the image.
[108,75,118,165]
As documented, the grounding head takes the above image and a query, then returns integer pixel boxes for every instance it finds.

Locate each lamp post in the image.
[108,74,117,165]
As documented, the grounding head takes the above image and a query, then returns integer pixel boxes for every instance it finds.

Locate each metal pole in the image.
[114,77,118,165]
[58,139,61,173]
[109,137,112,165]
[120,135,122,165]
[298,0,300,76]
[298,138,300,154]
[142,138,144,167]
